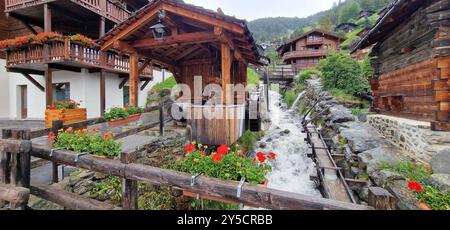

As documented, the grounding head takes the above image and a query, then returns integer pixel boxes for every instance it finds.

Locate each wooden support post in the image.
[45,66,53,106]
[100,70,106,116]
[120,152,138,210]
[129,54,139,106]
[221,43,232,104]
[99,17,106,38]
[368,187,396,210]
[51,120,63,184]
[44,4,51,32]
[159,102,165,137]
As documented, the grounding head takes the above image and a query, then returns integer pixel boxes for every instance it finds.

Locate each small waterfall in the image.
[290,91,306,111]
[255,91,320,197]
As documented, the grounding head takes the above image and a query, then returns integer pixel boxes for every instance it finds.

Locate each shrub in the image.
[151,76,176,92]
[126,105,143,115]
[296,68,317,85]
[317,52,370,97]
[247,68,260,87]
[103,107,129,121]
[53,128,121,157]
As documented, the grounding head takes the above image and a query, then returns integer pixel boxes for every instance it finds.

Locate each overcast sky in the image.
[184,0,337,21]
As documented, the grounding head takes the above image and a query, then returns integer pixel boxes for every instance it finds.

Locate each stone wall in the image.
[368,114,450,166]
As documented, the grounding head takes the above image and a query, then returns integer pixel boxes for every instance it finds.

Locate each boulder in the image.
[340,122,381,153]
[430,174,450,192]
[431,149,450,174]
[327,105,355,124]
[358,145,403,171]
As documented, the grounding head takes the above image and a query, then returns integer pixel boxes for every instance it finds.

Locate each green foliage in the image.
[338,1,362,24]
[247,68,260,87]
[296,68,317,84]
[237,130,262,149]
[138,185,175,210]
[103,107,129,121]
[47,100,80,110]
[351,107,369,116]
[171,145,272,185]
[151,76,176,92]
[318,52,370,97]
[378,161,431,183]
[126,105,143,115]
[360,56,374,80]
[95,176,122,205]
[54,129,121,157]
[190,199,238,210]
[341,27,364,48]
[417,185,450,210]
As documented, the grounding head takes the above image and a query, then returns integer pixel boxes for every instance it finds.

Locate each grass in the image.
[351,108,369,116]
[151,75,176,92]
[330,89,365,104]
[378,161,450,210]
[341,27,364,48]
[247,68,260,88]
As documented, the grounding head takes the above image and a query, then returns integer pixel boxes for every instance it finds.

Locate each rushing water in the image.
[255,91,321,197]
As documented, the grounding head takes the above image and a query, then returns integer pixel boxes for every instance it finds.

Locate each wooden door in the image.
[20,85,27,119]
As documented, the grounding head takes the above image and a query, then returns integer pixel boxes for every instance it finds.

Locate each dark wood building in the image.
[277,29,346,72]
[353,0,450,131]
[335,22,358,33]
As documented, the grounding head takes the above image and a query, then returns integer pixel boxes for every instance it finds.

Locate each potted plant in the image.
[49,127,121,159]
[45,100,86,128]
[171,143,275,205]
[0,32,63,50]
[104,105,143,127]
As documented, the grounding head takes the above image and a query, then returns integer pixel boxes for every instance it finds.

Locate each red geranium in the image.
[48,132,56,139]
[268,152,276,160]
[211,153,223,162]
[256,152,266,164]
[199,150,206,156]
[408,181,423,192]
[217,144,229,155]
[185,143,196,152]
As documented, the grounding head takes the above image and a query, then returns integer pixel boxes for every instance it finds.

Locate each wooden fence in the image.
[0,103,376,210]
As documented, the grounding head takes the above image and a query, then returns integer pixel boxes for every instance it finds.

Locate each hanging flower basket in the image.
[45,100,86,128]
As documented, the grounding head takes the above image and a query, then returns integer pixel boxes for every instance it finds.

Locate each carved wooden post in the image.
[368,187,396,210]
[120,152,138,210]
[51,120,63,183]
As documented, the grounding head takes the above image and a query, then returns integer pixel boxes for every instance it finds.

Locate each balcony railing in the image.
[5,0,132,23]
[6,39,152,77]
[282,49,329,61]
[306,37,325,45]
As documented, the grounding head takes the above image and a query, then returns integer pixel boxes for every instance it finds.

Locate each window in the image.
[123,86,130,107]
[53,83,70,102]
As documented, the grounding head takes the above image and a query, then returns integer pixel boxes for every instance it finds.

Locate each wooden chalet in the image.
[353,0,450,131]
[359,9,375,19]
[277,28,346,72]
[98,0,265,145]
[335,22,358,33]
[2,0,152,115]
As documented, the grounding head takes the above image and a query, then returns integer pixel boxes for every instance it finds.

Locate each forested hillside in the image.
[248,0,392,43]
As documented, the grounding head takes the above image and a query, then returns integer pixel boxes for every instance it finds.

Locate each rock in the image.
[78,171,95,179]
[388,180,420,210]
[358,146,403,171]
[327,105,355,124]
[283,129,290,134]
[430,174,450,192]
[431,149,450,174]
[357,112,368,123]
[370,169,404,187]
[351,167,360,176]
[258,142,266,148]
[73,181,95,195]
[93,172,108,181]
[340,122,381,153]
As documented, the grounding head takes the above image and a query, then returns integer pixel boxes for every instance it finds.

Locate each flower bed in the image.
[49,128,121,158]
[0,32,98,50]
[170,142,276,204]
[45,100,86,128]
[104,106,143,127]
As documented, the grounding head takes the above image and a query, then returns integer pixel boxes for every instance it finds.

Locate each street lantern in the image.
[150,9,167,42]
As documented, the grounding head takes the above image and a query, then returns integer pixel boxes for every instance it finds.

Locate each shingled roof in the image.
[277,28,346,53]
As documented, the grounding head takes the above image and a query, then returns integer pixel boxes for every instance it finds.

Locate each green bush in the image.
[317,52,370,97]
[151,76,176,92]
[103,107,129,121]
[127,105,143,115]
[296,68,317,84]
[247,68,260,87]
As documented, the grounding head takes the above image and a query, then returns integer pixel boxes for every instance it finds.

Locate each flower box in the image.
[45,108,87,128]
[182,179,269,207]
[107,113,141,127]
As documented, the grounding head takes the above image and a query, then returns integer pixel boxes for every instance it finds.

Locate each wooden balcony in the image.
[5,0,132,23]
[6,38,152,78]
[282,49,329,61]
[306,37,325,45]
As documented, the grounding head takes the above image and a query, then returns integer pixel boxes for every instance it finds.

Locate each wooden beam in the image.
[132,31,217,48]
[161,3,245,34]
[30,146,371,210]
[44,3,51,32]
[119,77,128,90]
[174,45,201,61]
[21,73,44,92]
[101,7,161,50]
[9,12,43,29]
[48,63,81,72]
[45,66,53,106]
[140,80,151,91]
[7,68,44,76]
[129,54,139,106]
[99,17,106,38]
[113,41,137,55]
[222,43,232,105]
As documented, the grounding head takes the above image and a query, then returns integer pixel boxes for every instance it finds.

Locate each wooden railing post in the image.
[120,152,137,210]
[368,187,396,210]
[51,120,63,183]
[159,102,165,137]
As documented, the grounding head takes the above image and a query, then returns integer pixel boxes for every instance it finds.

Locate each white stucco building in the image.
[0,58,164,120]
